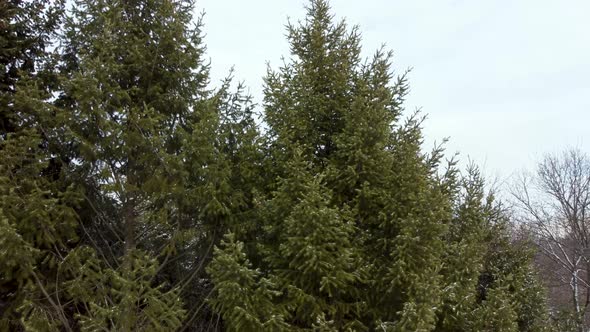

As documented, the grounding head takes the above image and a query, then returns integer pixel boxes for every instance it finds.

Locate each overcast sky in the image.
[198,0,590,183]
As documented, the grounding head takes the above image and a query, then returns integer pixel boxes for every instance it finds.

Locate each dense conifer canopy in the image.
[0,0,552,331]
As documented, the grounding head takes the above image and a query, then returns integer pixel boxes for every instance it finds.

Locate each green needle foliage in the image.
[473,219,551,332]
[1,0,553,331]
[209,1,551,331]
[208,233,288,332]
[211,0,452,330]
[1,0,64,137]
[54,0,260,329]
[0,1,80,329]
[2,0,258,329]
[0,121,81,330]
[262,150,365,330]
[436,166,551,332]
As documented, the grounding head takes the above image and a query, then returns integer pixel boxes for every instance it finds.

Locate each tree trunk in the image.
[124,194,136,258]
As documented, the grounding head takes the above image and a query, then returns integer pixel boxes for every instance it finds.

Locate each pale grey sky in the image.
[199,0,590,181]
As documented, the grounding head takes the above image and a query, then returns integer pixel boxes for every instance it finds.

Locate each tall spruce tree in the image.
[46,0,260,329]
[0,83,82,331]
[473,218,551,332]
[211,0,453,330]
[59,0,211,260]
[267,1,452,330]
[436,166,551,332]
[210,148,366,331]
[210,1,552,331]
[436,165,489,331]
[262,150,365,329]
[0,1,83,329]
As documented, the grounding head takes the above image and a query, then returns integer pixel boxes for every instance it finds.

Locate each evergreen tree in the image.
[264,150,365,330]
[59,0,211,258]
[1,0,554,330]
[0,95,80,330]
[41,0,259,329]
[0,1,81,329]
[210,149,365,331]
[210,1,552,331]
[177,77,262,329]
[263,0,361,169]
[474,219,551,332]
[54,0,211,327]
[212,1,453,330]
[472,281,519,332]
[436,165,489,331]
[61,247,186,331]
[437,166,551,332]
[0,0,63,137]
[208,233,288,331]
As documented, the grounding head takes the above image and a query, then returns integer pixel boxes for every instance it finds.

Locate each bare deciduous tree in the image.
[512,149,590,331]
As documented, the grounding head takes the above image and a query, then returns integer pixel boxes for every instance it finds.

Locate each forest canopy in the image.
[0,0,563,331]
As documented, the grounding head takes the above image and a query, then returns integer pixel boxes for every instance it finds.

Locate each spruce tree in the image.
[474,219,551,332]
[436,166,551,332]
[210,149,365,331]
[0,92,81,330]
[436,165,489,331]
[210,1,552,331]
[208,233,289,331]
[0,1,82,329]
[178,77,262,329]
[211,1,453,330]
[58,0,211,259]
[50,0,259,329]
[0,0,63,137]
[264,150,365,330]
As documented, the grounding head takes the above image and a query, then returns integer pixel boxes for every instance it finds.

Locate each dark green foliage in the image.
[54,0,216,327]
[0,0,552,330]
[209,1,551,331]
[208,233,288,331]
[53,0,261,329]
[475,221,551,332]
[0,0,64,137]
[2,0,259,329]
[0,2,78,327]
[436,166,551,332]
[62,247,186,331]
[0,87,81,329]
[210,149,366,331]
[262,2,451,329]
[262,151,365,330]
